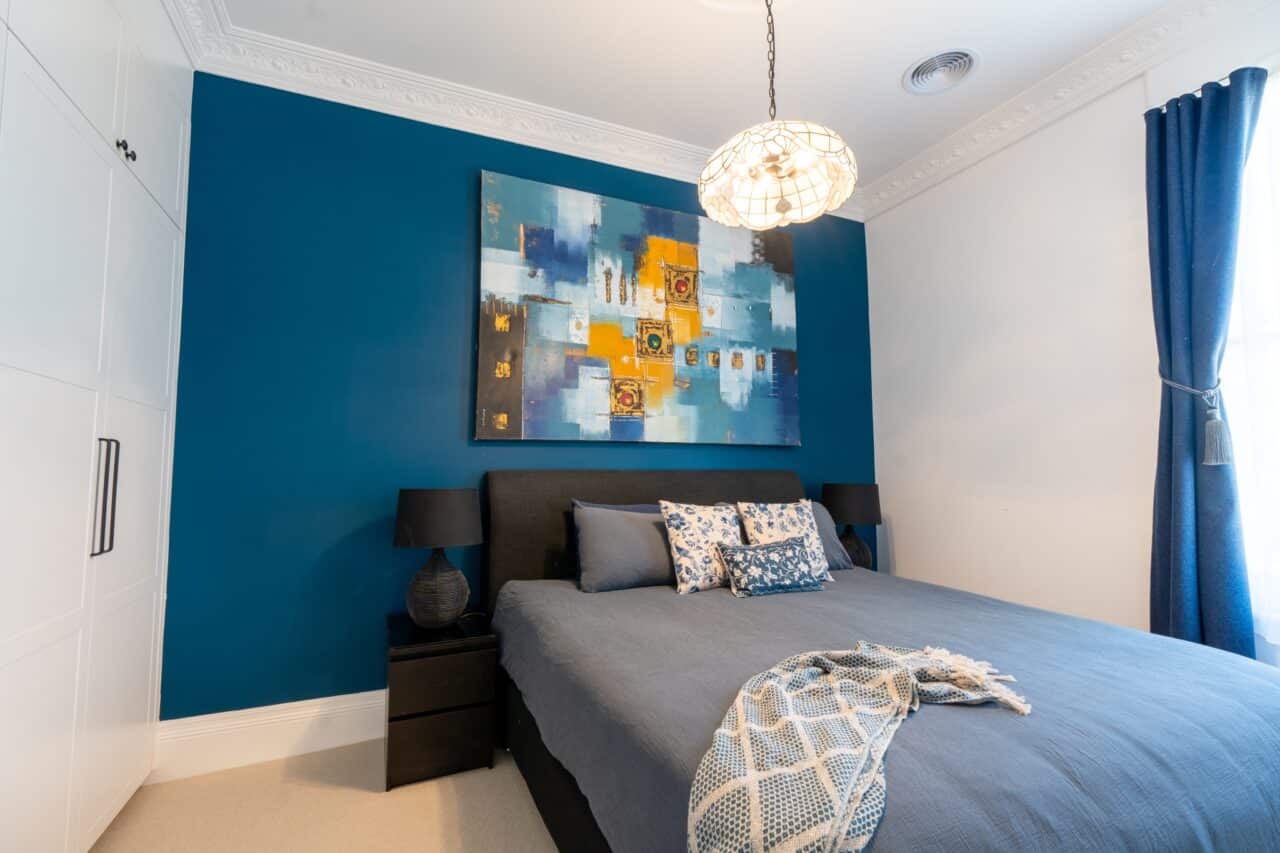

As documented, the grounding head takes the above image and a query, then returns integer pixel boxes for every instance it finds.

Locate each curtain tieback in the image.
[1160,376,1233,466]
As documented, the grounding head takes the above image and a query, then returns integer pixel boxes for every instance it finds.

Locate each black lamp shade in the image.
[394,488,483,548]
[821,483,881,525]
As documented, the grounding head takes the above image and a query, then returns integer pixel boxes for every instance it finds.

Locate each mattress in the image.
[493,570,1280,852]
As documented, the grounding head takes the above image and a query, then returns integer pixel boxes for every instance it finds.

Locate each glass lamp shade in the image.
[698,120,858,230]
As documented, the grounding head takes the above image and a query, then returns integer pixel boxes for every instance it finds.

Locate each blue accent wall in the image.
[161,74,874,720]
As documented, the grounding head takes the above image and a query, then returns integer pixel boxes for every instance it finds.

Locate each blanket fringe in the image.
[923,647,1032,716]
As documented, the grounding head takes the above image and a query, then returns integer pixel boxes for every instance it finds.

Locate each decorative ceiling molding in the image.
[857,0,1277,219]
[157,0,870,215]
[163,0,1269,223]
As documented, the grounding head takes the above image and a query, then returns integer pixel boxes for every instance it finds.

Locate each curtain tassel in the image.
[1161,376,1233,466]
[1202,397,1233,466]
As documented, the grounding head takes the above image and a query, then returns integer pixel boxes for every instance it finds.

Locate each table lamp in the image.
[820,483,881,570]
[394,488,483,629]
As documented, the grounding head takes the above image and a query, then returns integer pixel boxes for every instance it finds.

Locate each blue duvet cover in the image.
[494,570,1280,852]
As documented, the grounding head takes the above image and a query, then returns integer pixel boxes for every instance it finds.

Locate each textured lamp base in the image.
[406,548,470,629]
[839,527,874,571]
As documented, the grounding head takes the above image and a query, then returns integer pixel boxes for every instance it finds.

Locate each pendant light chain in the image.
[765,0,777,120]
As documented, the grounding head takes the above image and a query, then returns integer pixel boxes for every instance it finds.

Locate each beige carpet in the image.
[93,741,557,853]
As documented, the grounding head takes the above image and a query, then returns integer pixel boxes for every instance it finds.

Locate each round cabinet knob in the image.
[115,139,138,162]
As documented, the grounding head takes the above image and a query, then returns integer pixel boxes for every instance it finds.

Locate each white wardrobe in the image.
[0,0,191,849]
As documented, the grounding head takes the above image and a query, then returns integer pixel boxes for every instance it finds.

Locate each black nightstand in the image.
[384,613,497,790]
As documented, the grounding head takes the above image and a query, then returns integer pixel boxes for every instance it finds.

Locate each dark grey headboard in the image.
[485,469,805,613]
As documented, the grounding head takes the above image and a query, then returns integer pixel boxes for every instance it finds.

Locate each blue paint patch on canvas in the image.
[610,417,645,442]
[641,206,699,244]
[521,225,589,284]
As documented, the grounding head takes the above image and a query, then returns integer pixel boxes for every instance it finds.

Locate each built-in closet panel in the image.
[76,583,160,847]
[106,171,179,408]
[90,398,169,600]
[0,40,113,389]
[0,367,98,641]
[0,15,6,221]
[0,3,192,850]
[111,0,190,92]
[0,363,98,853]
[0,631,82,853]
[7,0,123,141]
[118,41,189,223]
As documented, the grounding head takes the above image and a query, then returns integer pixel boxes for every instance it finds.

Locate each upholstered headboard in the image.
[485,469,805,613]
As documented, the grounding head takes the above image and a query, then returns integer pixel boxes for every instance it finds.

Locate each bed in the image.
[487,469,1280,852]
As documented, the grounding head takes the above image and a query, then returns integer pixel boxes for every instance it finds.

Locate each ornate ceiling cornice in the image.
[163,0,1270,223]
[160,0,777,211]
[857,0,1276,218]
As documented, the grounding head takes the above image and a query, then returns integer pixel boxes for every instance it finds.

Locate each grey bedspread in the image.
[494,571,1280,853]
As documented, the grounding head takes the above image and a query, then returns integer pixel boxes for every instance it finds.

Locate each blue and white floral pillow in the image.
[717,537,824,598]
[736,500,833,582]
[659,501,744,594]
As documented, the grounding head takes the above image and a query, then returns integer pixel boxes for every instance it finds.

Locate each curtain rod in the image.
[1149,71,1244,114]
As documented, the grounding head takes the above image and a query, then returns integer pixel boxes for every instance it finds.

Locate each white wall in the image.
[866,3,1280,632]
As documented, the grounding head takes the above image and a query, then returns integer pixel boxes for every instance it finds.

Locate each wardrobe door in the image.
[78,166,177,848]
[0,39,113,389]
[0,630,83,853]
[75,397,167,848]
[6,0,122,140]
[0,366,99,853]
[0,13,6,108]
[105,167,178,409]
[118,43,189,224]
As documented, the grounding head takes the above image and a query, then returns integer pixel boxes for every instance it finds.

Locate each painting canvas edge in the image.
[473,171,800,447]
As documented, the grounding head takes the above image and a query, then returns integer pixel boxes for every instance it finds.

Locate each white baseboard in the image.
[148,689,386,784]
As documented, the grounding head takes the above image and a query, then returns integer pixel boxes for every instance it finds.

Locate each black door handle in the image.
[115,139,138,162]
[90,438,121,557]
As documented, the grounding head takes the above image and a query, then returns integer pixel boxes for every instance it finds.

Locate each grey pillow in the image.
[811,501,855,571]
[572,500,675,592]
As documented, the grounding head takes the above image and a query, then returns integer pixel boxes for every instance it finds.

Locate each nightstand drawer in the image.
[386,704,495,788]
[387,648,496,717]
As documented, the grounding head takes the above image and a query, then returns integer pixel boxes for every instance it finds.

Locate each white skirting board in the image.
[147,689,387,784]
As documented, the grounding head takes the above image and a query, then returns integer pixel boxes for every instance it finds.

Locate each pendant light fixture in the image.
[698,0,857,230]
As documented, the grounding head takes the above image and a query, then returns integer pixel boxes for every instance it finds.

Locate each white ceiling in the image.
[223,0,1168,185]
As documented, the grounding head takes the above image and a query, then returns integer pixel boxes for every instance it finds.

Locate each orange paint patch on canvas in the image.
[635,236,669,297]
[588,321,677,408]
[669,309,701,348]
[641,361,676,409]
[638,236,702,343]
[587,321,641,378]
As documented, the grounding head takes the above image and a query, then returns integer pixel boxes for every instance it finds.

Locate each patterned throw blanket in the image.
[688,644,1031,853]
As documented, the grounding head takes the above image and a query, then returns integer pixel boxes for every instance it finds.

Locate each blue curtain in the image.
[1146,67,1268,657]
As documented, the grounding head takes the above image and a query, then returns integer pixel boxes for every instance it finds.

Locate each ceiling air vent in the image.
[903,50,978,95]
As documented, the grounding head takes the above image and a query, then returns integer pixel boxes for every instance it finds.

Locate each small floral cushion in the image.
[659,501,744,594]
[716,537,824,598]
[736,499,833,582]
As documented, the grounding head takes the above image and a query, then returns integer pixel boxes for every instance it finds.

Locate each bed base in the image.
[502,671,612,853]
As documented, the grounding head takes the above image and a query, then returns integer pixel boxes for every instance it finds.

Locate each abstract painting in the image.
[475,171,800,445]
